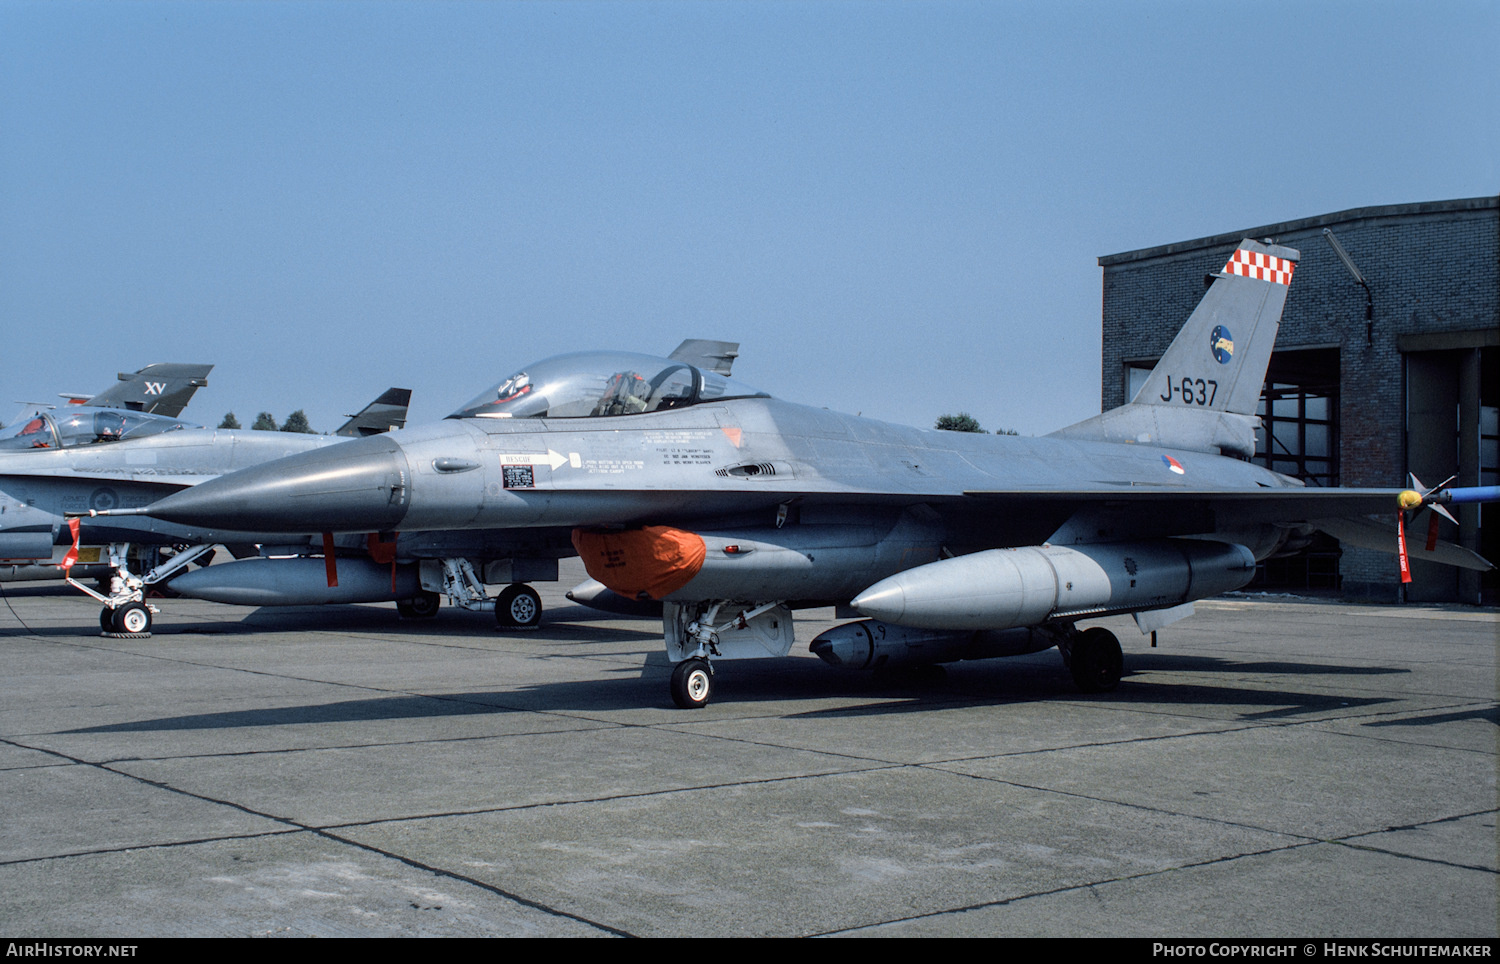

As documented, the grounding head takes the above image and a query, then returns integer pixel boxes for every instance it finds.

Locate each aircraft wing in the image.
[962,487,1493,571]
[961,485,1403,520]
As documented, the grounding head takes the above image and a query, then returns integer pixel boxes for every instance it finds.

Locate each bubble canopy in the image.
[0,409,194,451]
[448,351,769,420]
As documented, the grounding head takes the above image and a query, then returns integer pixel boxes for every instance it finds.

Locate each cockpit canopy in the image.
[448,351,769,420]
[0,409,195,451]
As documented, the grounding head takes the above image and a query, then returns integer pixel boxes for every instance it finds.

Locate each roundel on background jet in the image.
[1209,325,1234,365]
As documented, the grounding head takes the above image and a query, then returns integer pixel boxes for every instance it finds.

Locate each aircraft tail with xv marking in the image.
[71,363,215,418]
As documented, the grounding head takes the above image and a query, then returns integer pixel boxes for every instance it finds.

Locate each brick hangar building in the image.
[1097,196,1497,604]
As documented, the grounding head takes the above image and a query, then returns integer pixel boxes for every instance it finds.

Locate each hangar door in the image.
[1251,348,1341,590]
[1404,342,1496,604]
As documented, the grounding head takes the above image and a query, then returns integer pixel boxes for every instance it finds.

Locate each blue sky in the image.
[3,1,1496,436]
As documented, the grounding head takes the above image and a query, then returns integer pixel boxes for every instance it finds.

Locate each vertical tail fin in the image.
[334,388,412,437]
[668,339,741,376]
[79,363,214,418]
[1134,240,1298,416]
[1049,239,1299,455]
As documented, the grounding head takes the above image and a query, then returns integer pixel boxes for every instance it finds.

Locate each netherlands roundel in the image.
[1209,325,1234,365]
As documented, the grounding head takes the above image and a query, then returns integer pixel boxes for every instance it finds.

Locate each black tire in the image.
[494,584,542,629]
[397,590,441,619]
[1069,627,1123,693]
[112,602,152,635]
[670,658,713,709]
[100,607,115,633]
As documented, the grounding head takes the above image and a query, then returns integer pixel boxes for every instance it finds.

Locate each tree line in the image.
[934,413,1019,435]
[217,410,317,433]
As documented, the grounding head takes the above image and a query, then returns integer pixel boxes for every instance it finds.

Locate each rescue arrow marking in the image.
[498,451,577,471]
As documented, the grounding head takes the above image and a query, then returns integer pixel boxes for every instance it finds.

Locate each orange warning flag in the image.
[59,518,81,570]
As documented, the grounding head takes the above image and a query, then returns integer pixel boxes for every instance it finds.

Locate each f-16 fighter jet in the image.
[114,242,1494,705]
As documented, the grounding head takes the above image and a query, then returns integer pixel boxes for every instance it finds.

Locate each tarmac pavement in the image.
[1,560,1495,937]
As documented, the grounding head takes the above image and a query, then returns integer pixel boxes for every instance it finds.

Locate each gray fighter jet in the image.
[0,362,214,583]
[114,241,1494,705]
[137,341,743,623]
[0,388,412,634]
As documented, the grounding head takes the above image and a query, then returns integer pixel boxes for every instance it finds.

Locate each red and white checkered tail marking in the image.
[1223,248,1296,286]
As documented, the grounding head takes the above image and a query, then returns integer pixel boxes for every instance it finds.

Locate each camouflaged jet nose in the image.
[145,433,412,532]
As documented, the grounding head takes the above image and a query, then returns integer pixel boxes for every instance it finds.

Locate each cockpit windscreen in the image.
[448,351,768,420]
[0,409,194,451]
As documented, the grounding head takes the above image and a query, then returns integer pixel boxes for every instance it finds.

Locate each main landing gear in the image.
[1060,626,1123,693]
[396,590,442,619]
[430,559,543,630]
[656,603,1125,709]
[495,584,542,630]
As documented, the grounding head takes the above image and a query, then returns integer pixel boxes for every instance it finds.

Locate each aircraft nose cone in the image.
[147,434,411,532]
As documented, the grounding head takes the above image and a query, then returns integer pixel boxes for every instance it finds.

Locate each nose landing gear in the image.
[670,657,714,709]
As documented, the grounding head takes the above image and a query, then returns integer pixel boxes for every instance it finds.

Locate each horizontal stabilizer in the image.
[1312,516,1496,571]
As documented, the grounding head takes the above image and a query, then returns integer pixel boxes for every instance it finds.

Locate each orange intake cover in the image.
[571,526,708,600]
